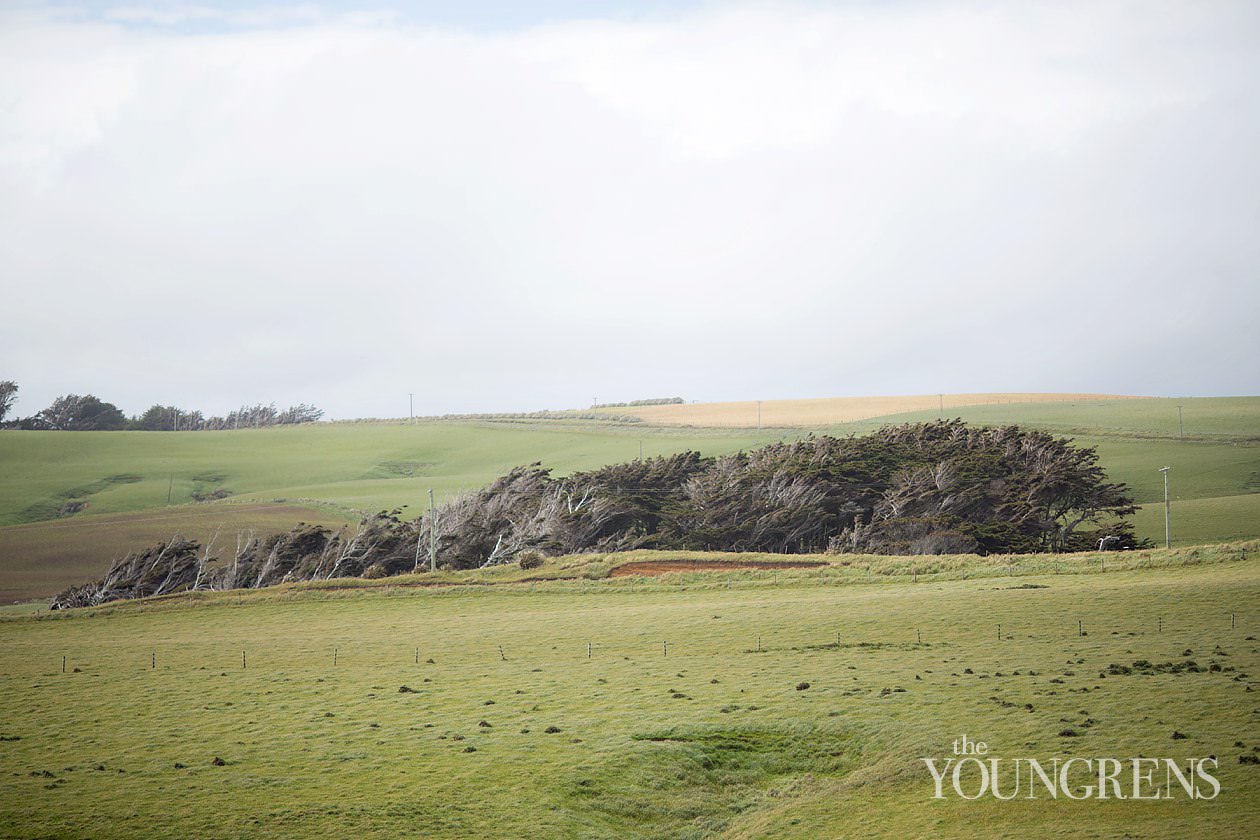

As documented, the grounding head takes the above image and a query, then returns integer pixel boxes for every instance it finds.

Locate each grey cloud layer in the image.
[2,2,1257,418]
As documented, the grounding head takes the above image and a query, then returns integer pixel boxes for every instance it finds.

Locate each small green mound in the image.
[568,727,857,835]
[17,474,146,523]
[360,461,433,480]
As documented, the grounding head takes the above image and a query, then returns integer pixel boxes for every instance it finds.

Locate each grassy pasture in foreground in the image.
[1,544,1257,838]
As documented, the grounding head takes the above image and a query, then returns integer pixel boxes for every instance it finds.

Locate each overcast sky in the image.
[2,1,1258,420]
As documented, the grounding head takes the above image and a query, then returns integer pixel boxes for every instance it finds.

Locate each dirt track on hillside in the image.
[608,559,827,577]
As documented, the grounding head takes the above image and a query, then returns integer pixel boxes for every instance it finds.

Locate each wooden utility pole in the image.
[1159,466,1171,548]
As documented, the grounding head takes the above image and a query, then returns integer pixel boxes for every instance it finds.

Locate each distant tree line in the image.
[52,420,1145,608]
[0,382,322,430]
[593,397,685,408]
[128,402,325,431]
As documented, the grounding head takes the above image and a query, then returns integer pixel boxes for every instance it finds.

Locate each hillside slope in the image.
[598,392,1145,427]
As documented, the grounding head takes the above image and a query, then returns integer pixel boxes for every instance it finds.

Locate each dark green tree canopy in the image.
[134,404,180,431]
[34,394,126,431]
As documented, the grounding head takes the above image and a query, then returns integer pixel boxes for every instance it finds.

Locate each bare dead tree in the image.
[191,526,221,591]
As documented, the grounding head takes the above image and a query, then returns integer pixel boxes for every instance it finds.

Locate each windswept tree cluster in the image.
[24,394,127,430]
[53,421,1142,608]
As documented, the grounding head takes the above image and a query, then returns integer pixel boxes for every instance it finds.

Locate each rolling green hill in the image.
[0,422,775,527]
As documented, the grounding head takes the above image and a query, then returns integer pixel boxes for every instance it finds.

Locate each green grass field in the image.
[0,422,770,527]
[1,544,1257,838]
[0,396,1256,602]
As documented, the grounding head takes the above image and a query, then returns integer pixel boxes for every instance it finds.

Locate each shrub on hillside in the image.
[516,549,546,570]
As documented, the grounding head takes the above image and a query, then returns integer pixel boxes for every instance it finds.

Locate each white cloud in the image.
[1,1,1257,418]
[102,4,328,28]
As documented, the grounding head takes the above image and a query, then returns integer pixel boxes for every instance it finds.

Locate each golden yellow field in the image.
[601,393,1145,427]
